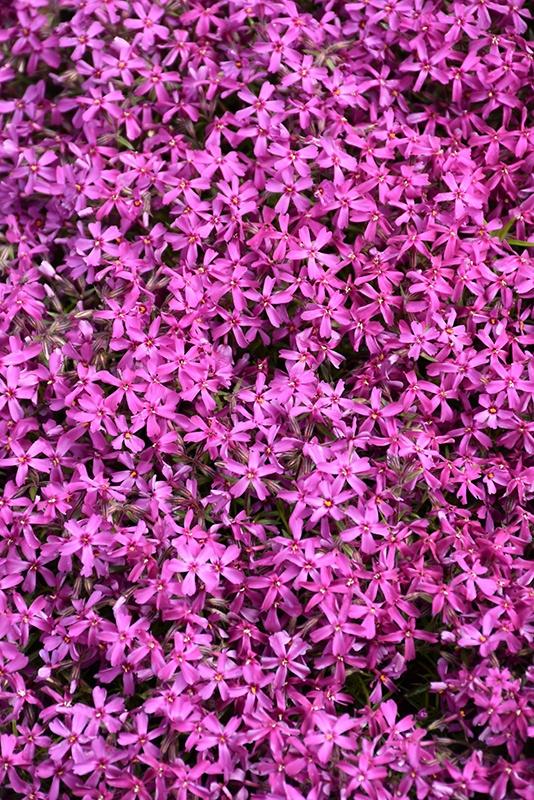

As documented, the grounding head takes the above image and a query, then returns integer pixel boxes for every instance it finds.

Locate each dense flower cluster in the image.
[0,0,533,797]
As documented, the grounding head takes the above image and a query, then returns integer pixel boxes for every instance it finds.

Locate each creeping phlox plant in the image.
[0,0,532,798]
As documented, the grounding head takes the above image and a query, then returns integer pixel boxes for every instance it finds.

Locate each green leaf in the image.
[507,239,534,247]
[495,216,516,240]
[116,135,135,150]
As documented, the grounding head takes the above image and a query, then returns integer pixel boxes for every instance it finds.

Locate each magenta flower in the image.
[263,631,309,688]
[61,515,114,577]
[225,448,278,500]
[288,225,338,276]
[306,712,355,763]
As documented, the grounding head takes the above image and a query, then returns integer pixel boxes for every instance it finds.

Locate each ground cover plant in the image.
[0,0,533,797]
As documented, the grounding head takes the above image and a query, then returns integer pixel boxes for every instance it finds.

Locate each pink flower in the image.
[225,448,279,500]
[306,712,355,763]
